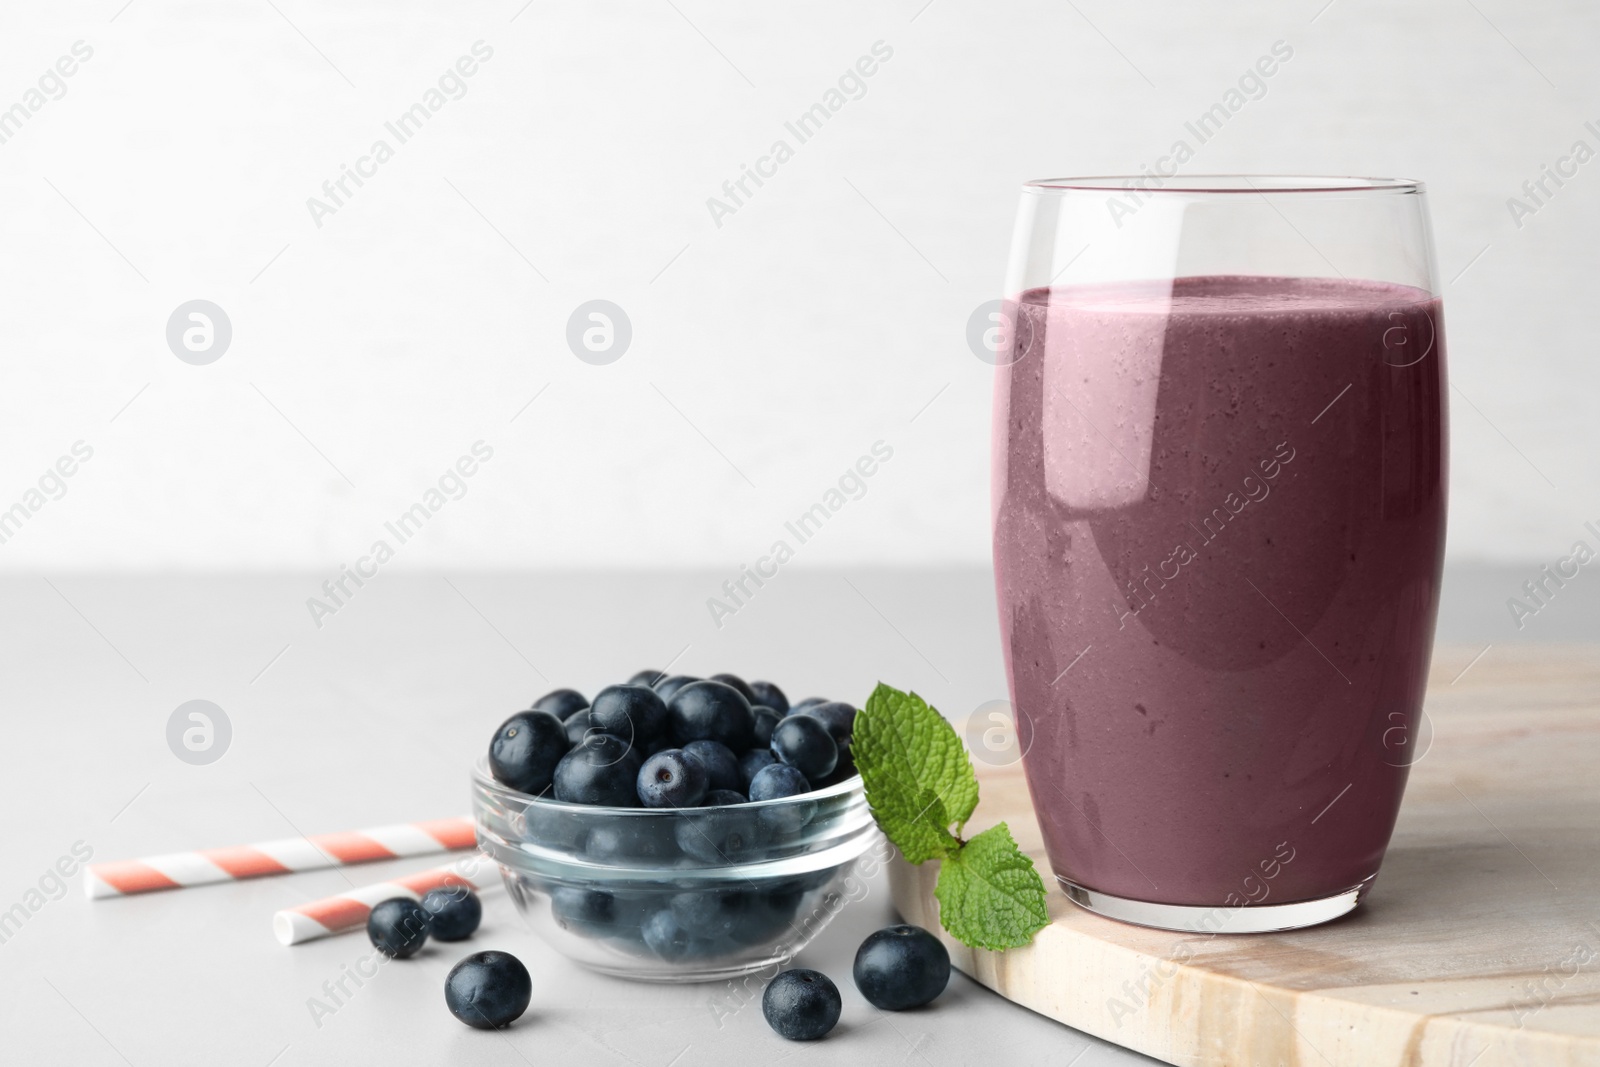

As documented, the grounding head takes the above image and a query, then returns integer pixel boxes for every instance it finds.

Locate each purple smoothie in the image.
[992,275,1447,908]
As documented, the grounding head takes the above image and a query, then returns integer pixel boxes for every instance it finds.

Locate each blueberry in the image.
[853,924,951,1010]
[682,740,740,793]
[420,886,482,941]
[641,908,694,961]
[669,889,748,939]
[818,746,858,786]
[709,672,757,703]
[702,788,748,806]
[763,969,841,1041]
[749,680,789,714]
[532,687,589,721]
[798,701,856,745]
[444,950,532,1029]
[590,684,669,747]
[521,802,585,849]
[563,709,596,747]
[738,748,777,791]
[367,897,430,959]
[750,763,815,835]
[652,674,700,702]
[786,697,827,717]
[599,891,652,941]
[752,706,782,748]
[675,806,765,863]
[550,886,616,935]
[628,668,665,686]
[771,716,838,781]
[584,819,676,861]
[749,762,810,802]
[637,748,709,808]
[488,710,570,796]
[553,733,642,806]
[668,680,755,750]
[732,888,803,944]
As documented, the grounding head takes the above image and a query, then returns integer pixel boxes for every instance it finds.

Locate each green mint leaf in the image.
[854,683,980,835]
[868,783,962,864]
[932,822,1050,951]
[856,683,1049,951]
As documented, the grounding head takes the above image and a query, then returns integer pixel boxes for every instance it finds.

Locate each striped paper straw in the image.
[85,817,477,899]
[273,855,499,945]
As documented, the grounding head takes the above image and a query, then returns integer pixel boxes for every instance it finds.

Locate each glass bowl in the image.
[471,760,876,981]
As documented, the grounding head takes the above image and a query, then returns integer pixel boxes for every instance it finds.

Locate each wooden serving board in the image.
[889,644,1600,1067]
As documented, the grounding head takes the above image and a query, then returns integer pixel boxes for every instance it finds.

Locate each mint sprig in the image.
[933,823,1050,951]
[853,682,1049,951]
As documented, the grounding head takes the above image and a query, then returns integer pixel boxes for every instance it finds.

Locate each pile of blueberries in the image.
[488,671,858,809]
[357,669,948,1039]
[486,672,860,964]
[365,886,534,1030]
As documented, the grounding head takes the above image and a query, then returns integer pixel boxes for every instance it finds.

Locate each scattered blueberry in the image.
[627,668,664,687]
[763,968,841,1041]
[420,886,482,942]
[668,680,755,750]
[749,680,789,714]
[590,684,669,747]
[652,675,700,702]
[853,924,951,1010]
[702,788,748,806]
[533,687,589,721]
[737,748,777,791]
[709,673,757,704]
[798,701,856,745]
[682,740,741,794]
[752,706,782,748]
[554,733,643,806]
[444,950,533,1029]
[771,715,838,781]
[367,897,431,959]
[637,748,709,808]
[488,710,571,795]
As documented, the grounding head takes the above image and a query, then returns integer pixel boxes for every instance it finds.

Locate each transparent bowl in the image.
[471,760,876,981]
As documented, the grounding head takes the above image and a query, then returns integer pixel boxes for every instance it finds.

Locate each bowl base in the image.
[575,950,797,983]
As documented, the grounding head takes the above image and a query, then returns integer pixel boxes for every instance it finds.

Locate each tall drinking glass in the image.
[992,176,1448,933]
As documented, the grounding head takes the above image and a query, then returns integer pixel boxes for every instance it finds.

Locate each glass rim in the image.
[1023,174,1424,195]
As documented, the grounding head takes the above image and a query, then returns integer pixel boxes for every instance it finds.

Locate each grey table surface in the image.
[0,566,1590,1067]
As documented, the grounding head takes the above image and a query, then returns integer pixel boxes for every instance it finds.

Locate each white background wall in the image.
[0,0,1593,571]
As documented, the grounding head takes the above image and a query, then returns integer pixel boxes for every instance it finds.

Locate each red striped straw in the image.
[85,817,477,899]
[273,855,499,945]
